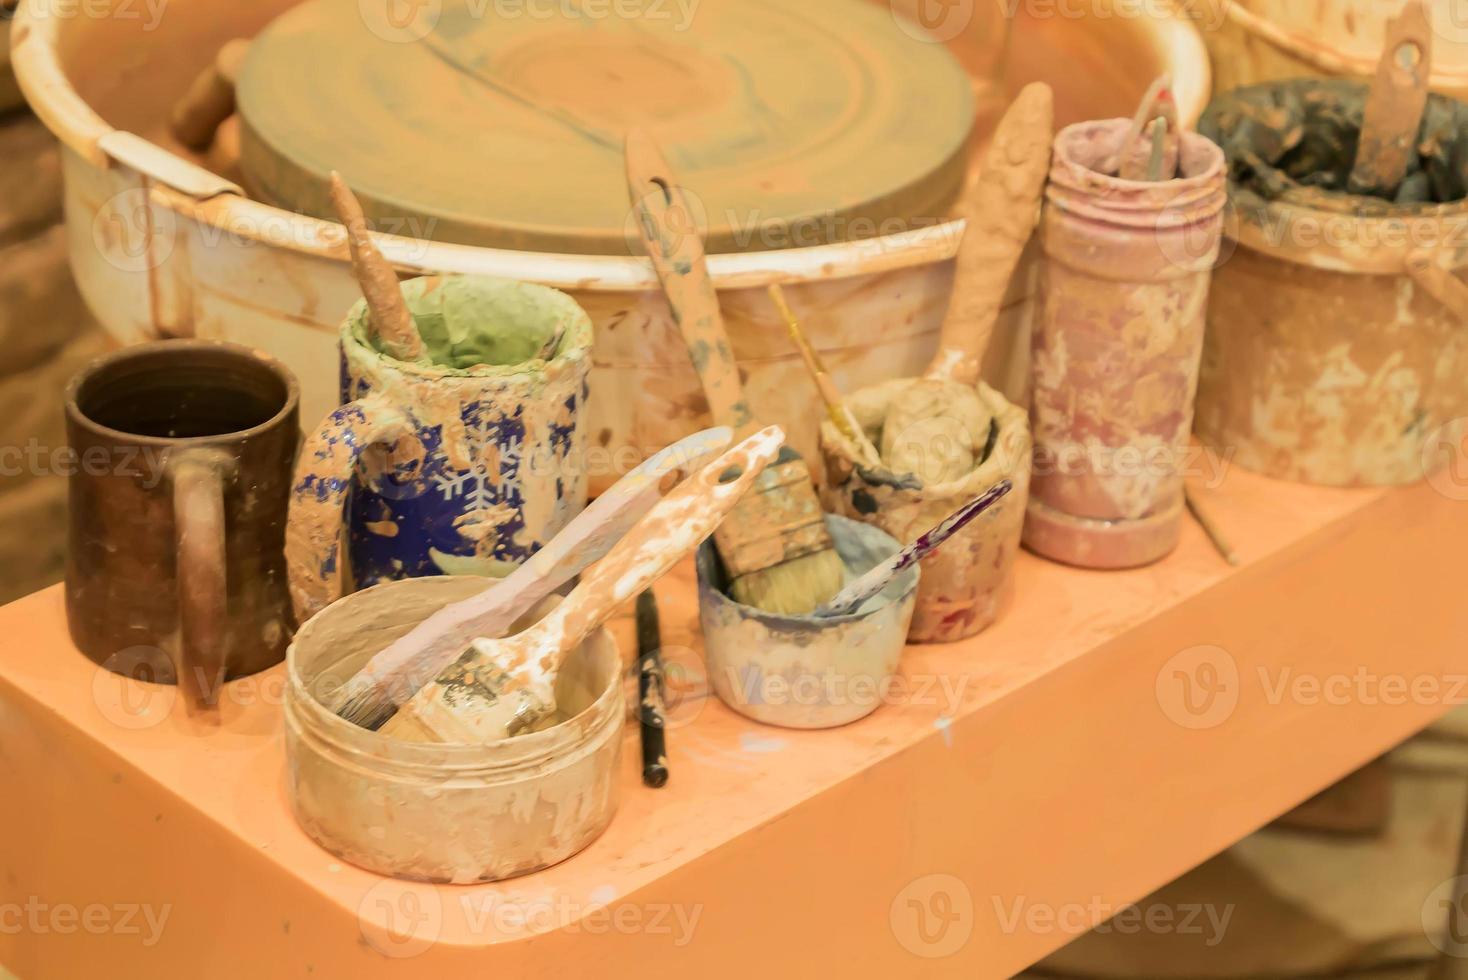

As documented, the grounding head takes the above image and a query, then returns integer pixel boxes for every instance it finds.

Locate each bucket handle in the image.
[1406,248,1468,322]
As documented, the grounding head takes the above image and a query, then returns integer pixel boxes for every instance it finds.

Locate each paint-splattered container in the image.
[286,275,592,622]
[284,576,623,883]
[1196,80,1468,487]
[819,383,1030,644]
[1025,119,1226,569]
[696,516,917,729]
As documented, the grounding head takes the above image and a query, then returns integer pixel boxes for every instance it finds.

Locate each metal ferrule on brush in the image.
[712,447,831,578]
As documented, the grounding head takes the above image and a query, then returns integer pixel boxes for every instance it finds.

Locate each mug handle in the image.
[170,448,235,707]
[287,394,412,624]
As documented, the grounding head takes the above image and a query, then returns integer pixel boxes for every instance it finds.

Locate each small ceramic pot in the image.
[696,515,917,729]
[284,576,623,883]
[287,275,593,622]
[820,381,1031,644]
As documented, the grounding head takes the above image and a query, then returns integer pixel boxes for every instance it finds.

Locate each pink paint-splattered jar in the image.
[1024,120,1226,569]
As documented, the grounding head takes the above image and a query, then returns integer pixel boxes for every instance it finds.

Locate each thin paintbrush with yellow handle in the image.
[767,284,878,466]
[768,284,920,491]
[627,131,845,616]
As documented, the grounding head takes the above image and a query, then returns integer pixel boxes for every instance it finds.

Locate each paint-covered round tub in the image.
[11,0,1209,494]
[696,515,917,729]
[1196,80,1468,487]
[284,576,623,883]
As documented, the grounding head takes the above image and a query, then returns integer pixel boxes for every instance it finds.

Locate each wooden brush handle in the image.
[169,39,250,151]
[334,426,733,706]
[926,83,1054,386]
[626,130,757,434]
[494,426,786,680]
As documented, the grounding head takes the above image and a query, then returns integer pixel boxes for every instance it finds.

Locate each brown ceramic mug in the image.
[65,341,301,706]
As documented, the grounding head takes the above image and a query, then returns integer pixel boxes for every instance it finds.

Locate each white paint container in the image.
[284,576,622,883]
[696,516,917,730]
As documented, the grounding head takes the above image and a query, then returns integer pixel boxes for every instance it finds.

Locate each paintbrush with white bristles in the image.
[329,426,733,729]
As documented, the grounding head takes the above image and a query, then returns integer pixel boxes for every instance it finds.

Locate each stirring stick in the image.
[328,171,426,364]
[636,589,669,788]
[816,480,1013,618]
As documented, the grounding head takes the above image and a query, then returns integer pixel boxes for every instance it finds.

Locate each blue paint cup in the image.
[287,275,593,622]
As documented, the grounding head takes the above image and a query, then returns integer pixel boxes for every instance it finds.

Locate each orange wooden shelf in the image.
[2,469,1467,978]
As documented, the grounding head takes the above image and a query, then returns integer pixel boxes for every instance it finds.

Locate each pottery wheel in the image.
[237,0,975,254]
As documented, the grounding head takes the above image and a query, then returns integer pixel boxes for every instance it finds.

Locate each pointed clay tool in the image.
[767,284,919,491]
[330,426,734,729]
[328,171,426,364]
[637,589,670,788]
[1349,0,1433,198]
[626,129,845,616]
[381,425,788,744]
[170,39,251,151]
[882,83,1055,487]
[816,480,1013,618]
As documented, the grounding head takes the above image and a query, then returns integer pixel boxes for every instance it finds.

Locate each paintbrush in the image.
[767,285,920,492]
[327,427,733,729]
[380,426,788,743]
[816,480,1013,617]
[328,171,427,364]
[637,589,670,788]
[626,130,845,617]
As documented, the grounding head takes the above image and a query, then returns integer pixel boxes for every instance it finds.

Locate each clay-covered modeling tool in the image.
[1349,0,1433,199]
[169,38,250,151]
[637,589,670,789]
[380,426,787,744]
[327,171,426,364]
[768,284,918,492]
[881,83,1055,488]
[816,481,1012,618]
[330,426,733,730]
[626,130,845,617]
